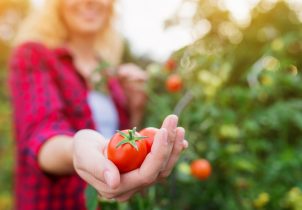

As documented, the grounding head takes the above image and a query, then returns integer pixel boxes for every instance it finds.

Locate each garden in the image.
[1,0,302,210]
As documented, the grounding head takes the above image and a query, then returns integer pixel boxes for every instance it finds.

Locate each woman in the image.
[9,0,188,209]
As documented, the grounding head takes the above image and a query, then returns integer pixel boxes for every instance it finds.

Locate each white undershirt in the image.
[87,91,119,139]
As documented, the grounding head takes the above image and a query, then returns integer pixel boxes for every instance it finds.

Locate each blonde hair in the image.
[14,0,123,65]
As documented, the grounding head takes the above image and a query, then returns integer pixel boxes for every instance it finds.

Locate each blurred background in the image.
[1,0,302,209]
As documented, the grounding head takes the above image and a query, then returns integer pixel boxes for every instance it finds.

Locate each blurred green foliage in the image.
[0,69,13,210]
[91,1,302,210]
[139,1,302,210]
[0,0,29,209]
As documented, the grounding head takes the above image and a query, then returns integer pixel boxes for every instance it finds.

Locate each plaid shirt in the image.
[9,42,130,210]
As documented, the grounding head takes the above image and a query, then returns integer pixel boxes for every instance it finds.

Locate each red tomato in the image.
[139,127,159,153]
[190,159,212,180]
[165,59,177,72]
[166,74,183,92]
[107,128,147,173]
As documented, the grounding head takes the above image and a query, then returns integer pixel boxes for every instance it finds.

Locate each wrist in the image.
[38,136,75,175]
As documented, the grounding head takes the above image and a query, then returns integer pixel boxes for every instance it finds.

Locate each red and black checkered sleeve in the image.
[9,42,75,166]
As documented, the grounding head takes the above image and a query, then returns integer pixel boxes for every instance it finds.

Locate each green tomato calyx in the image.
[115,127,147,151]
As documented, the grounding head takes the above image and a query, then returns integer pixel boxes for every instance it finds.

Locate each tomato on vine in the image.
[190,159,212,180]
[107,128,147,173]
[139,127,159,153]
[165,58,177,72]
[166,74,183,92]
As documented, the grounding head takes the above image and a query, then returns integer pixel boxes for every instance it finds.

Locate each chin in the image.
[77,24,104,34]
[81,19,106,30]
[78,29,102,36]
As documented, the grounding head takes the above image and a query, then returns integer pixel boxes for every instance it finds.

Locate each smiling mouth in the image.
[80,11,100,20]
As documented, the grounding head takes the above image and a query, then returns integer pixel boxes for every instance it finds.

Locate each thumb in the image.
[102,158,121,189]
[74,129,120,189]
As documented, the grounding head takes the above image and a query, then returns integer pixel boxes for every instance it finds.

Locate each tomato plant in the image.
[139,127,159,153]
[166,74,182,92]
[190,159,211,181]
[165,58,177,72]
[107,128,147,173]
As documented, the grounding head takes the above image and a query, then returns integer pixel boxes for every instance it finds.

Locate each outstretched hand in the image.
[73,115,188,202]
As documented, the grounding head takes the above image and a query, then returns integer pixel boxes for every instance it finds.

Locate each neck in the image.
[66,34,97,60]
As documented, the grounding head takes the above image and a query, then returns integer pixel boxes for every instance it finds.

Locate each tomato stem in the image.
[115,127,146,151]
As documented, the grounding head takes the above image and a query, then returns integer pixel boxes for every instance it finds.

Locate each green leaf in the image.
[117,130,128,138]
[85,185,98,210]
[129,141,139,151]
[116,139,130,148]
[133,136,147,141]
[115,128,146,150]
[96,61,111,73]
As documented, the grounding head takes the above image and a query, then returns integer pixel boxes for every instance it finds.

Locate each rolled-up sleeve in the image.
[9,43,75,163]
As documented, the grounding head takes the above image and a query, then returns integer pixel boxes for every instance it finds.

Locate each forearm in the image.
[38,135,74,175]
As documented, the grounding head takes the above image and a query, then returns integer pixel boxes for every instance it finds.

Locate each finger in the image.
[118,64,148,81]
[183,139,189,149]
[161,114,178,144]
[159,127,185,178]
[139,128,169,178]
[104,128,169,193]
[159,115,178,168]
[124,81,147,92]
[76,168,108,197]
[128,71,148,81]
[80,172,131,201]
[90,174,142,200]
[74,130,120,189]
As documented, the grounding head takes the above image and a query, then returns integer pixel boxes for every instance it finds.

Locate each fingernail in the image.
[104,170,114,188]
[171,114,178,123]
[183,140,189,149]
[169,115,178,127]
[178,127,185,134]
